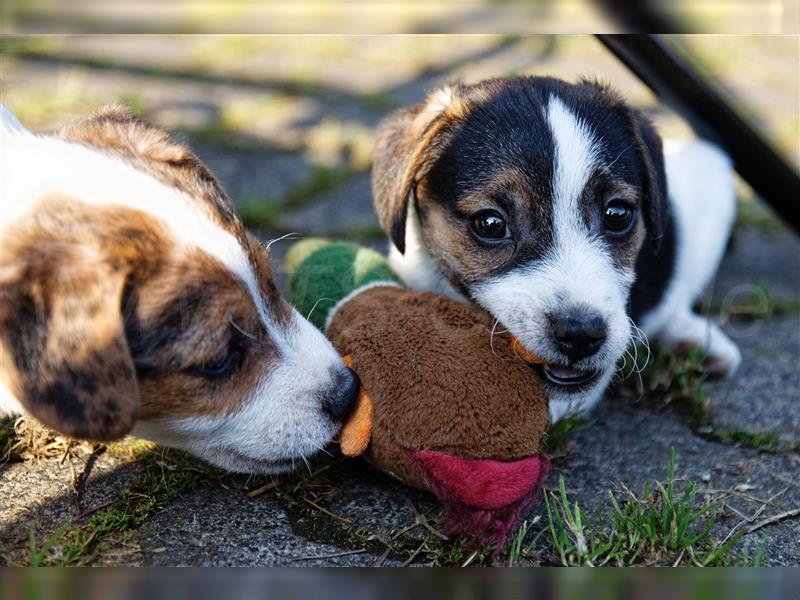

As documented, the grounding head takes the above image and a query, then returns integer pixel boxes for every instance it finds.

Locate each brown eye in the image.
[471,210,509,241]
[604,201,635,236]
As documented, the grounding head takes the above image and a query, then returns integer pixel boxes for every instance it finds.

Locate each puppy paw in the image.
[702,330,742,378]
[659,312,742,378]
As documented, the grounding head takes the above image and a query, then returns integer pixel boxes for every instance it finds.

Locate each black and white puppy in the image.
[371,76,740,421]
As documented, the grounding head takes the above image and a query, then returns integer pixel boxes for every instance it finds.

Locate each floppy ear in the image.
[625,107,668,250]
[579,79,668,250]
[371,84,468,254]
[1,205,140,441]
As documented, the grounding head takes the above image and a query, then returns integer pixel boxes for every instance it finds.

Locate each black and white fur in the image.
[372,77,740,421]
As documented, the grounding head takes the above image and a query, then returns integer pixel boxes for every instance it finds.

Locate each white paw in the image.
[658,312,742,378]
[703,327,742,378]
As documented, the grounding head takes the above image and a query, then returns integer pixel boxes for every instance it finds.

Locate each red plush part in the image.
[412,451,549,510]
[410,450,550,548]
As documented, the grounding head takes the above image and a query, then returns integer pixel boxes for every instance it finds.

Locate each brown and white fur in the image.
[372,77,740,422]
[0,104,359,473]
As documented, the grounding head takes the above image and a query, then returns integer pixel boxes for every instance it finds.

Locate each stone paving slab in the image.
[128,488,406,567]
[194,145,312,206]
[707,315,800,444]
[711,225,800,304]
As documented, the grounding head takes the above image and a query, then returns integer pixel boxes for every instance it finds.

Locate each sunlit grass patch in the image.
[304,118,374,173]
[3,70,93,129]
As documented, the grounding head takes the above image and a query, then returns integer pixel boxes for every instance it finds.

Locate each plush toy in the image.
[286,239,550,548]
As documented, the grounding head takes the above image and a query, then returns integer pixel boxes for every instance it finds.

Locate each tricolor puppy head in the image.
[0,105,358,473]
[372,77,667,409]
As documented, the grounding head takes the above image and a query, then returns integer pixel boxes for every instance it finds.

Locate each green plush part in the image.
[286,238,403,330]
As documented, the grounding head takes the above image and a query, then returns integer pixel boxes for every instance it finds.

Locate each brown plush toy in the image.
[287,239,550,548]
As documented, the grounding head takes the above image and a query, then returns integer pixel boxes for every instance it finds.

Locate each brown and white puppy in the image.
[0,104,359,473]
[372,77,740,421]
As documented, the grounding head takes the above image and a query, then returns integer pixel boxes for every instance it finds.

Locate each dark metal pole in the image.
[596,34,800,234]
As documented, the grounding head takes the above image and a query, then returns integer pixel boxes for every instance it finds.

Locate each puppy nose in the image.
[323,367,360,419]
[550,311,607,361]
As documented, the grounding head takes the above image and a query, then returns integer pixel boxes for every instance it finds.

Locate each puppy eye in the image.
[603,201,635,236]
[188,348,243,379]
[470,210,509,241]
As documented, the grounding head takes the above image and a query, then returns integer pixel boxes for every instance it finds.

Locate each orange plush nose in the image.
[509,335,547,365]
[339,355,374,457]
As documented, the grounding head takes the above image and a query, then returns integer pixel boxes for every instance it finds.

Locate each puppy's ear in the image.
[626,108,668,250]
[580,80,668,250]
[372,84,469,254]
[0,198,145,441]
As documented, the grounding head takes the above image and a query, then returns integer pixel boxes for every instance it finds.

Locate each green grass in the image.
[735,197,782,234]
[360,89,397,110]
[543,448,747,566]
[326,224,387,242]
[706,282,800,321]
[237,198,284,229]
[284,165,351,208]
[618,347,785,452]
[545,413,595,455]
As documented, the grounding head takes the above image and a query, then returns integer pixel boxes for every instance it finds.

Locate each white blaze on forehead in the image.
[472,94,634,418]
[546,95,602,244]
[1,129,277,332]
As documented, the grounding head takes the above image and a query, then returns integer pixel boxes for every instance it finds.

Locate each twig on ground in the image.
[375,547,392,566]
[302,495,352,525]
[718,486,790,547]
[672,549,686,567]
[76,500,116,521]
[747,508,800,534]
[288,548,366,563]
[401,540,427,567]
[247,481,278,498]
[406,498,448,541]
[72,444,106,514]
[461,550,479,567]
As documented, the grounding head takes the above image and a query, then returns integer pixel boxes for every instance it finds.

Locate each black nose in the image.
[550,311,607,361]
[323,367,360,419]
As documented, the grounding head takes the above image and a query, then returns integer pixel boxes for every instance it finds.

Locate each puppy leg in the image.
[641,139,741,377]
[656,309,742,377]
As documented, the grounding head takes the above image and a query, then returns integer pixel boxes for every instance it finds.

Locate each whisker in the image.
[626,315,652,374]
[265,232,303,252]
[599,142,636,176]
[301,454,313,475]
[306,297,334,321]
[489,318,510,361]
[230,318,261,343]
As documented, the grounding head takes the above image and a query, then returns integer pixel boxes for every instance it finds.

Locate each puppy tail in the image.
[1,104,32,138]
